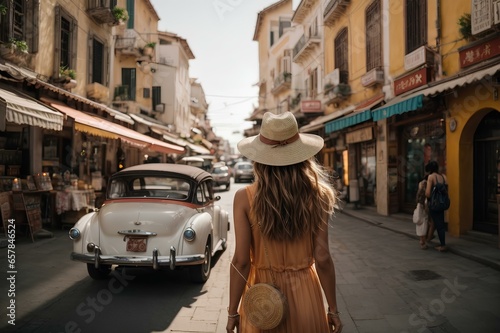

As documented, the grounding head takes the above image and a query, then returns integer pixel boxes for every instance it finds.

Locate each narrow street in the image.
[1,181,499,333]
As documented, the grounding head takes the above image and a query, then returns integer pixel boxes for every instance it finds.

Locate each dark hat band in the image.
[259,132,300,147]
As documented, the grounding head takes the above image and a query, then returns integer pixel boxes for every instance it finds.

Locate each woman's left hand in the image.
[226,316,240,332]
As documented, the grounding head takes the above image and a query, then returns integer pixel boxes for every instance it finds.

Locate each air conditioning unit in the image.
[361,68,384,87]
[325,68,340,85]
[154,103,165,113]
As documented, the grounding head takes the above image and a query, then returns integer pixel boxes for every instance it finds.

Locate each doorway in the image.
[473,111,500,234]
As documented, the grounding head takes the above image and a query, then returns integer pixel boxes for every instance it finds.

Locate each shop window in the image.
[54,6,77,77]
[402,118,445,206]
[405,0,427,54]
[0,0,39,52]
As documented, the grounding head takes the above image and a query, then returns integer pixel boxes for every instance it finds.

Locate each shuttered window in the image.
[0,0,39,52]
[54,5,77,77]
[366,0,382,70]
[405,0,427,53]
[334,28,349,84]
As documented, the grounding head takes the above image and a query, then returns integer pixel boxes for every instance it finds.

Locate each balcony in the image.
[87,82,110,103]
[0,44,30,67]
[324,83,351,105]
[115,30,145,58]
[324,0,350,26]
[272,72,291,94]
[293,33,320,63]
[87,0,116,25]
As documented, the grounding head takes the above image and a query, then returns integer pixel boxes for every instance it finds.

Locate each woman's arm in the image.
[314,213,342,332]
[425,174,434,198]
[226,188,252,330]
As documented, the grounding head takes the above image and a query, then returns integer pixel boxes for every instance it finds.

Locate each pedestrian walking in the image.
[414,174,429,249]
[425,160,449,252]
[226,111,342,333]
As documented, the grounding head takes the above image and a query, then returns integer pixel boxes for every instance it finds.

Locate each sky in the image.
[149,0,284,153]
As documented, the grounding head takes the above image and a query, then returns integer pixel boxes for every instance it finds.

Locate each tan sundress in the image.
[239,184,330,333]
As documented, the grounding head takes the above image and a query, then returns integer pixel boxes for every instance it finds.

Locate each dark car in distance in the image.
[234,161,254,183]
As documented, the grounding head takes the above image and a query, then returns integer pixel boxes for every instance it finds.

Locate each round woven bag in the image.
[243,283,288,330]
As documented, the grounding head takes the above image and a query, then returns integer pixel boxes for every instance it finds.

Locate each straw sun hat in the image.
[237,111,324,166]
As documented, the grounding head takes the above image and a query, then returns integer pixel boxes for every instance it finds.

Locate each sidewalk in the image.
[340,203,500,271]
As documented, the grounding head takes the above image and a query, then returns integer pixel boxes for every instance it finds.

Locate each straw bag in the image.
[243,282,287,330]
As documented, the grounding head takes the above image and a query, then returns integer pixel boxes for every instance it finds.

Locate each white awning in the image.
[0,88,63,131]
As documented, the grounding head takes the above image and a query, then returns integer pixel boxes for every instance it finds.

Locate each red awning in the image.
[46,100,184,154]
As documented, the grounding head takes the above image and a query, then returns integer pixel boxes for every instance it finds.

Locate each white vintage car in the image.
[69,163,230,283]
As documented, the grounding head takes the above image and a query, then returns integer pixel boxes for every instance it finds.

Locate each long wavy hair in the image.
[252,159,337,242]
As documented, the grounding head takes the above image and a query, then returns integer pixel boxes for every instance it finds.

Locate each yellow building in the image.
[248,0,293,135]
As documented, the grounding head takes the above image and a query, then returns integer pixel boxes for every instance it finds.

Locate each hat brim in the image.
[237,133,324,166]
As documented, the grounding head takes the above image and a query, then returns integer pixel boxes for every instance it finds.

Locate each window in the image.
[0,0,39,52]
[122,68,136,101]
[152,86,161,110]
[278,18,291,38]
[54,6,77,77]
[405,0,427,54]
[90,37,108,84]
[308,68,318,98]
[335,28,349,84]
[365,0,382,70]
[308,17,318,37]
[126,0,134,29]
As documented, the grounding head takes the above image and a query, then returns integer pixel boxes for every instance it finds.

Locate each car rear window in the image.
[108,176,190,200]
[237,164,252,170]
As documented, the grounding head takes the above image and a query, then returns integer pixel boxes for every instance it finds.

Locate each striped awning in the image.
[0,88,63,131]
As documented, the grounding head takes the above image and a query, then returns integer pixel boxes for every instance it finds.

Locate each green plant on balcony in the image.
[458,13,472,41]
[5,38,28,53]
[324,83,334,93]
[0,3,7,16]
[59,66,76,80]
[333,83,351,96]
[146,42,156,49]
[112,6,129,23]
[283,72,291,81]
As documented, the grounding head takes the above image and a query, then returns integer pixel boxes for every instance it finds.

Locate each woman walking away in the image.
[415,174,429,249]
[226,111,342,333]
[425,160,448,252]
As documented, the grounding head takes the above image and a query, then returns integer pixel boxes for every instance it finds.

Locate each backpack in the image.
[428,174,450,211]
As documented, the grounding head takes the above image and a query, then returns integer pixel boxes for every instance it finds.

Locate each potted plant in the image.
[0,4,7,16]
[59,65,77,80]
[112,6,129,24]
[457,13,473,41]
[324,83,334,93]
[143,42,156,56]
[1,38,29,65]
[283,72,292,81]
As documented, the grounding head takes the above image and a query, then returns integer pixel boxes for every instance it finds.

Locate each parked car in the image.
[211,163,231,191]
[234,161,254,183]
[69,164,230,283]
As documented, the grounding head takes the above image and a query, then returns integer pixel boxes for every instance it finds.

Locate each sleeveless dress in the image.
[239,184,330,333]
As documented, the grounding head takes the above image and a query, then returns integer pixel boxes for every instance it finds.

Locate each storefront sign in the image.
[301,100,322,113]
[459,35,500,68]
[394,68,428,96]
[471,0,492,35]
[346,127,373,144]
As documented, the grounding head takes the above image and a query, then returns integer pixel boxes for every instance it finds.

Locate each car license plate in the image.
[126,237,147,252]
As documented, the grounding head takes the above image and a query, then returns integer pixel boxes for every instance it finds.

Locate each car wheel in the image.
[87,263,111,280]
[189,241,212,283]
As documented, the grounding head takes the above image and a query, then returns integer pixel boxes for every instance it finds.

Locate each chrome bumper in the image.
[70,246,205,270]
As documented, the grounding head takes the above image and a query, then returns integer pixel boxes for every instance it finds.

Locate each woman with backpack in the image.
[425,160,449,252]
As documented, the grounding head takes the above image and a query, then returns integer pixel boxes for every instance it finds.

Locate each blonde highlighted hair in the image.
[252,159,337,241]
